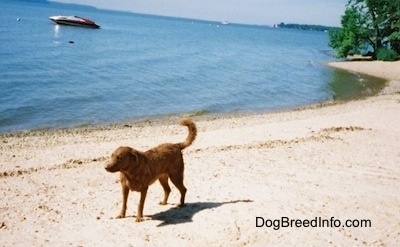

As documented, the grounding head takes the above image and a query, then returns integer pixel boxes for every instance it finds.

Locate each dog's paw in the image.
[135,217,145,222]
[116,214,125,219]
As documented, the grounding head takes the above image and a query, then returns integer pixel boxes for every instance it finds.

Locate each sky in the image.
[51,0,349,27]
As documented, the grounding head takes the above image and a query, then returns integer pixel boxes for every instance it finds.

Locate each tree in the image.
[328,0,400,59]
[387,5,400,54]
[328,6,369,57]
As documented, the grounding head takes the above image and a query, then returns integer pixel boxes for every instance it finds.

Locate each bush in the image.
[376,48,399,61]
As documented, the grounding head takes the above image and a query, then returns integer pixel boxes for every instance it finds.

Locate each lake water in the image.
[0,0,385,134]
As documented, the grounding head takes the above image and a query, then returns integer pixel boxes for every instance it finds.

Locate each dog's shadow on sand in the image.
[150,199,253,227]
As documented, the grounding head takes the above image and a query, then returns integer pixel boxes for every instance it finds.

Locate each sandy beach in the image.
[1,61,399,246]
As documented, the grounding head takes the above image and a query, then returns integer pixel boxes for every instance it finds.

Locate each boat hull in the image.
[49,16,100,28]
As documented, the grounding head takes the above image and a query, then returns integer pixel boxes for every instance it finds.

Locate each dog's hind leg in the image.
[169,172,187,207]
[158,174,171,205]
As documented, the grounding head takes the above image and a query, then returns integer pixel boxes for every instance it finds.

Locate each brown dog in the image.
[105,118,197,222]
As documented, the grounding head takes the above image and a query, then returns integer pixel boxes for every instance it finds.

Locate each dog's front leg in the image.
[136,187,148,222]
[117,184,129,218]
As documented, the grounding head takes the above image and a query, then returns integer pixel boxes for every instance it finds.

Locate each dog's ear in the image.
[128,148,140,164]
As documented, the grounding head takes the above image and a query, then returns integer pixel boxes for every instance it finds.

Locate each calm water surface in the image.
[0,1,385,133]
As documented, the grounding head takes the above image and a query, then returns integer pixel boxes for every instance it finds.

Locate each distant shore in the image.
[1,61,399,246]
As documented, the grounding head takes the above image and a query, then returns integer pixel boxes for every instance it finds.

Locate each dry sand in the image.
[1,61,400,246]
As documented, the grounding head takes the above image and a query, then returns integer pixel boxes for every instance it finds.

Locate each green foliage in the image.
[328,6,369,57]
[328,28,355,57]
[388,31,400,53]
[329,0,400,59]
[376,48,399,61]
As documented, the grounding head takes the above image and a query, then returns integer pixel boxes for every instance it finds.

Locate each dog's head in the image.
[105,146,138,173]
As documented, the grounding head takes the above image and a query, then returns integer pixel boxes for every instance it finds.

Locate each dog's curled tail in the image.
[178,118,197,149]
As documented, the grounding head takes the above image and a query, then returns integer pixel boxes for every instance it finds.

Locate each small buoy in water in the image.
[17,18,20,21]
[68,40,74,44]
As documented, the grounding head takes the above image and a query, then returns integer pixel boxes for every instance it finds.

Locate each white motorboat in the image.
[49,15,100,28]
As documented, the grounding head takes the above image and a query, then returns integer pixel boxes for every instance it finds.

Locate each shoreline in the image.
[327,60,400,95]
[327,60,400,81]
[1,61,399,246]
